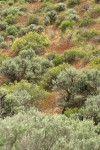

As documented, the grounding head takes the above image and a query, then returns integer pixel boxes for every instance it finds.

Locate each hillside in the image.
[0,0,100,149]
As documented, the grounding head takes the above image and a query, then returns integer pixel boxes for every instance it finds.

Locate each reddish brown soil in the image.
[72,61,86,69]
[17,15,29,25]
[40,92,60,114]
[0,75,6,85]
[89,23,100,30]
[47,38,74,54]
[27,2,42,10]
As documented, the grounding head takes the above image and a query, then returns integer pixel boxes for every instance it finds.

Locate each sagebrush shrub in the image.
[0,42,8,49]
[6,25,18,36]
[0,108,100,150]
[0,49,53,82]
[44,10,57,25]
[53,68,100,110]
[76,94,100,124]
[55,3,66,12]
[40,64,69,90]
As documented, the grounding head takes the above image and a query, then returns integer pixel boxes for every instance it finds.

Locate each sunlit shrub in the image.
[12,32,50,54]
[60,20,75,31]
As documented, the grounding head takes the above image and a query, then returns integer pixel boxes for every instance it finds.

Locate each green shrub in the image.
[67,0,81,7]
[18,27,28,36]
[0,108,100,150]
[25,0,42,3]
[60,20,75,31]
[44,10,57,25]
[0,54,8,64]
[76,29,100,42]
[27,24,44,33]
[0,80,48,118]
[8,0,14,6]
[55,3,66,12]
[54,68,100,110]
[12,32,50,54]
[45,53,57,61]
[40,64,69,90]
[5,14,16,24]
[77,94,100,124]
[67,13,80,21]
[28,14,39,25]
[0,21,7,31]
[0,35,4,42]
[80,17,92,27]
[7,35,15,41]
[56,9,79,26]
[6,25,18,36]
[63,49,86,63]
[2,6,22,16]
[36,25,44,33]
[53,54,64,66]
[90,57,100,69]
[64,108,78,117]
[0,49,53,82]
[46,53,64,66]
[56,11,67,26]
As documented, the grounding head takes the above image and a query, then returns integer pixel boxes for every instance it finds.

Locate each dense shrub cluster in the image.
[0,1,100,149]
[54,68,100,109]
[0,108,100,150]
[0,49,53,82]
[77,94,100,124]
[41,63,69,90]
[12,32,50,54]
[0,80,48,118]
